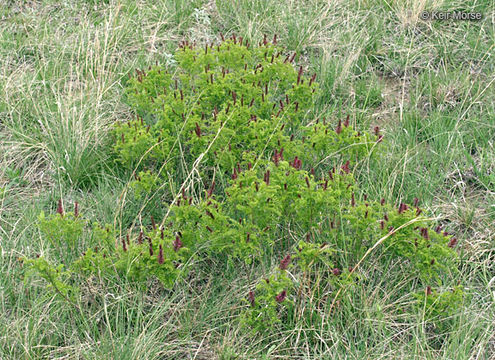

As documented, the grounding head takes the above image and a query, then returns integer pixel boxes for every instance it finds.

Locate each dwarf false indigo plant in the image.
[115,35,380,206]
[23,35,464,339]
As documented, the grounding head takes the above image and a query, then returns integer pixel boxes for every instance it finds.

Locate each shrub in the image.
[23,35,463,338]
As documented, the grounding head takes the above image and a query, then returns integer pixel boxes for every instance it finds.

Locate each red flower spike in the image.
[297,66,303,85]
[343,115,350,127]
[380,198,385,206]
[264,170,270,186]
[207,181,215,198]
[426,286,432,296]
[56,199,64,217]
[275,290,287,303]
[380,220,385,230]
[248,291,255,306]
[158,245,164,264]
[341,160,350,174]
[374,126,380,136]
[173,235,183,252]
[332,268,341,276]
[448,237,458,248]
[280,255,291,270]
[335,119,342,134]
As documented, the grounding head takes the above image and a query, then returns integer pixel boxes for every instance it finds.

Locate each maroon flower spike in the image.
[207,181,215,198]
[332,268,341,276]
[291,156,302,170]
[280,254,291,270]
[335,119,342,134]
[384,213,389,221]
[413,197,419,207]
[374,126,380,136]
[305,177,310,189]
[448,237,458,248]
[398,203,409,214]
[122,237,127,252]
[194,123,201,137]
[264,170,270,186]
[380,220,385,230]
[341,160,350,174]
[56,199,64,217]
[232,168,238,180]
[420,228,429,240]
[137,231,143,244]
[248,291,255,307]
[416,208,422,216]
[275,290,287,303]
[272,149,283,166]
[426,286,432,296]
[157,244,164,264]
[380,198,385,206]
[206,225,213,233]
[151,215,157,230]
[351,193,355,207]
[173,235,183,252]
[297,66,303,85]
[74,202,79,217]
[343,115,350,127]
[246,233,250,243]
[148,241,153,256]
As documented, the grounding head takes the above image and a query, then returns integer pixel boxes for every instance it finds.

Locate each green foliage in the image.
[38,204,85,261]
[24,36,464,340]
[242,267,294,333]
[414,286,466,334]
[112,37,380,202]
[24,256,76,300]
